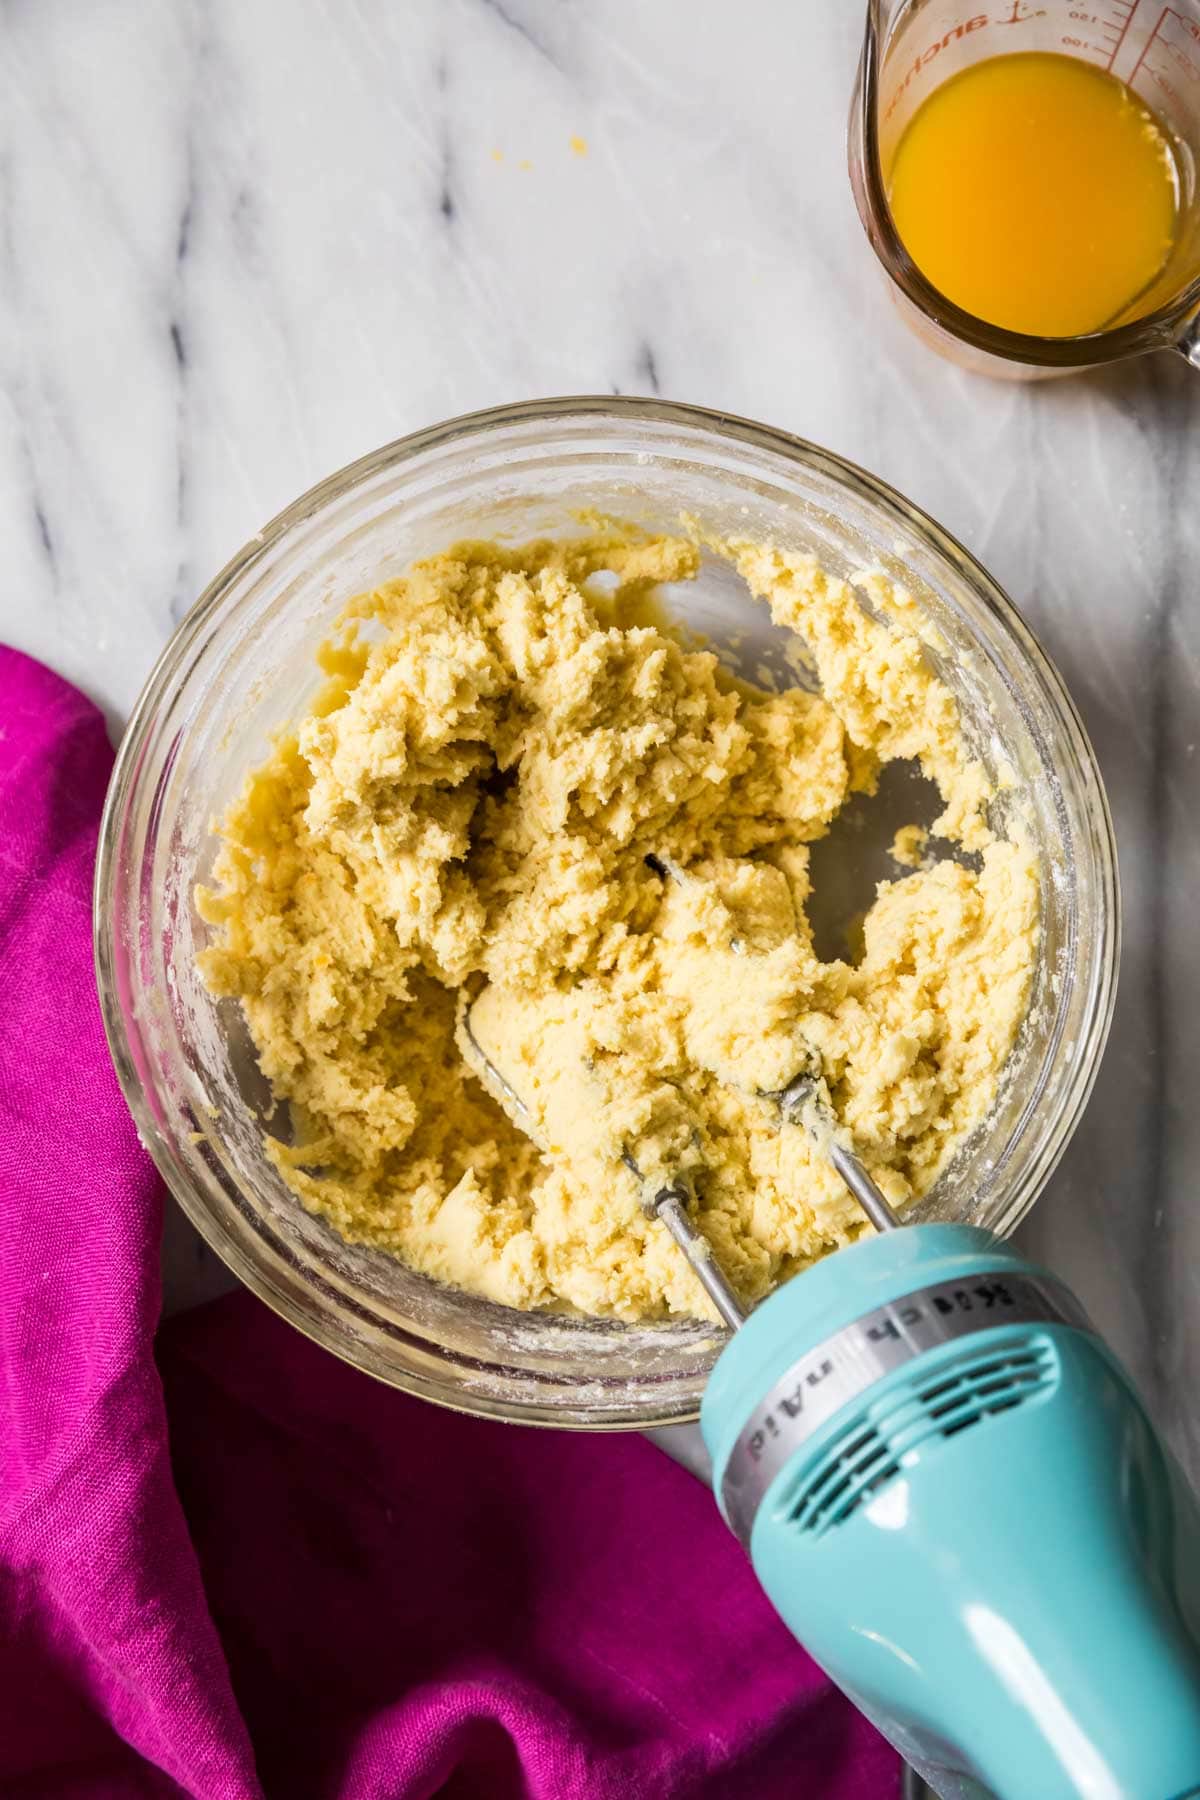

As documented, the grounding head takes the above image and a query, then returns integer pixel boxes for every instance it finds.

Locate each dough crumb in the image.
[891,824,929,869]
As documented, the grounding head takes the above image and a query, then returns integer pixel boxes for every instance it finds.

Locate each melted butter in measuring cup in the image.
[885,50,1181,338]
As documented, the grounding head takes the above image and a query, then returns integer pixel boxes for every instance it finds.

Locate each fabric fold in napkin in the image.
[0,646,897,1800]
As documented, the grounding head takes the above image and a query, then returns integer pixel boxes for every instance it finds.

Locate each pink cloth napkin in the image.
[0,646,898,1800]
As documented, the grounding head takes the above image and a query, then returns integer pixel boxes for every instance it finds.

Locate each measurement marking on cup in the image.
[1062,0,1140,67]
[881,0,1195,121]
[1128,5,1200,98]
[1164,6,1200,51]
[1164,29,1200,76]
[1129,7,1166,82]
[1062,32,1127,54]
[1101,0,1139,72]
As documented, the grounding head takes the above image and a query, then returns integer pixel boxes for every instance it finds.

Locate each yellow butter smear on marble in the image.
[196,530,1038,1322]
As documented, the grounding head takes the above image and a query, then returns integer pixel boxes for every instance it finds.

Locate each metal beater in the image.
[461,997,899,1328]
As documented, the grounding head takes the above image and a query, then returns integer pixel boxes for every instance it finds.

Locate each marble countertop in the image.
[6,1,1200,1478]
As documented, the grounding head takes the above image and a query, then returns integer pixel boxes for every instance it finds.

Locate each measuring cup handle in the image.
[1174,309,1200,374]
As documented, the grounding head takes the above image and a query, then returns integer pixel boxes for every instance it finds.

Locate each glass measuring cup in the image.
[849,0,1200,376]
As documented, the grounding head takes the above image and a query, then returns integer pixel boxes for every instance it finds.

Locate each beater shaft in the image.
[825,1140,901,1234]
[775,1074,901,1234]
[464,997,748,1329]
[638,1173,747,1330]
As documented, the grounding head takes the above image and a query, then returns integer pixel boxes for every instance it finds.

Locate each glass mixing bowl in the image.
[94,397,1118,1428]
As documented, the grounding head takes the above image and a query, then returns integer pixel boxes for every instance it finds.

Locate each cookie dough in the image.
[197,529,1038,1321]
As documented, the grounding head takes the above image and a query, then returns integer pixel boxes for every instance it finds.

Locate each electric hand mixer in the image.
[462,940,1200,1800]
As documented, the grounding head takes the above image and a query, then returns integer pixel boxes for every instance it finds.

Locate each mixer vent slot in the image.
[785,1334,1059,1539]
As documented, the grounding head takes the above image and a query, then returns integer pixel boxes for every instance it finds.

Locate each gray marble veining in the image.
[4,1,1199,1477]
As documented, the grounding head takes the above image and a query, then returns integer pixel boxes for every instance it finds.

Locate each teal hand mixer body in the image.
[463,1006,1200,1800]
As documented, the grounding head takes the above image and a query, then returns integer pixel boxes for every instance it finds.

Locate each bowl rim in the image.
[93,393,1121,1428]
